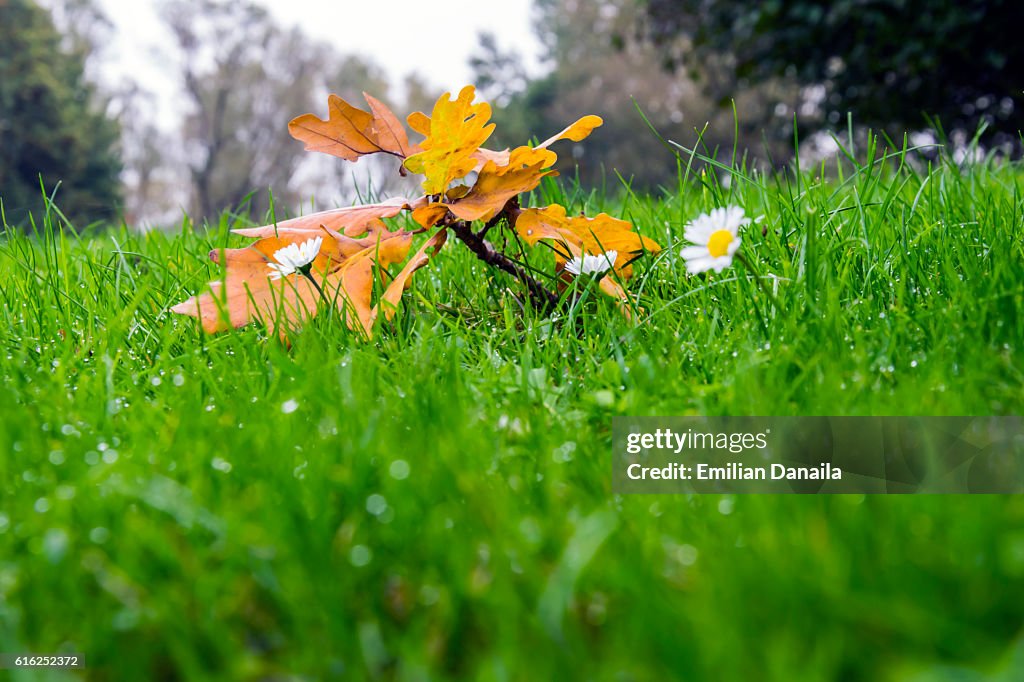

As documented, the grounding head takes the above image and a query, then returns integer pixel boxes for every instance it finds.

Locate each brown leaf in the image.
[289,93,414,163]
[171,229,417,340]
[372,229,447,324]
[232,197,425,238]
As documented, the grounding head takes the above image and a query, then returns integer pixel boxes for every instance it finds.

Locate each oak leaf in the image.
[171,228,444,340]
[412,146,558,226]
[289,93,415,164]
[232,198,425,238]
[403,85,495,194]
[468,115,604,171]
[515,205,661,305]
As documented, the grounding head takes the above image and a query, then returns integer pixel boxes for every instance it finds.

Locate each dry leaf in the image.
[469,114,604,172]
[233,197,425,238]
[373,229,447,324]
[403,85,495,194]
[449,147,557,222]
[171,229,429,339]
[514,204,661,310]
[537,115,604,148]
[289,93,414,163]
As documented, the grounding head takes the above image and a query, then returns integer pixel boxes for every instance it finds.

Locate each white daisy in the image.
[680,206,749,274]
[565,250,617,277]
[268,236,323,280]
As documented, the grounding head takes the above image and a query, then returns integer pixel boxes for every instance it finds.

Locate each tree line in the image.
[3,0,1021,229]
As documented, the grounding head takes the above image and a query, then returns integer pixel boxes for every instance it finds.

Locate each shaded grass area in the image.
[1,145,1024,680]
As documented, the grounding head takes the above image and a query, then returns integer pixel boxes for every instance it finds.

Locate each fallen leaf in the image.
[289,93,414,163]
[516,204,660,278]
[514,204,660,311]
[469,115,603,172]
[232,197,425,238]
[403,85,495,194]
[373,229,447,324]
[537,115,604,148]
[171,230,418,340]
[448,146,557,222]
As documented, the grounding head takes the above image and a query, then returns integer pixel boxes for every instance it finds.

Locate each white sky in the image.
[94,0,543,126]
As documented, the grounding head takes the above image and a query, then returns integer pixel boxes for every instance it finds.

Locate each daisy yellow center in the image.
[707,229,733,258]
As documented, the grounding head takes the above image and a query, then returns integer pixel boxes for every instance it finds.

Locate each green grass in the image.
[2,142,1024,681]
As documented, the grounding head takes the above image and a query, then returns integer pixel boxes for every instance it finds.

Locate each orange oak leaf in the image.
[514,204,661,305]
[289,93,415,163]
[372,229,447,324]
[422,146,558,224]
[170,229,424,340]
[232,197,426,238]
[403,85,495,194]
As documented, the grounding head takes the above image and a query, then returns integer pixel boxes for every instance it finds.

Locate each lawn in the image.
[2,143,1023,681]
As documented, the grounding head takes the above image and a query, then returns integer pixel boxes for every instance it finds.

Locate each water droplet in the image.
[349,545,372,567]
[366,494,388,516]
[281,399,299,414]
[389,460,410,480]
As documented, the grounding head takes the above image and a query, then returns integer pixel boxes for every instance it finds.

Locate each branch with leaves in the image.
[171,85,661,340]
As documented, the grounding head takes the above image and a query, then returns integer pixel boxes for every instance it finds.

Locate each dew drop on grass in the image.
[389,460,410,480]
[34,498,50,513]
[43,528,69,563]
[281,399,299,414]
[49,450,64,465]
[349,545,372,567]
[676,544,699,566]
[151,376,162,387]
[718,497,734,515]
[366,494,388,516]
[89,527,110,544]
[172,374,185,387]
[0,513,9,533]
[211,457,232,473]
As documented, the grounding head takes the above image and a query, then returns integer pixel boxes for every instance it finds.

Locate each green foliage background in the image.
[0,0,121,229]
[645,0,1024,150]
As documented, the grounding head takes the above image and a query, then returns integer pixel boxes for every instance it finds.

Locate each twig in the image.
[446,208,558,315]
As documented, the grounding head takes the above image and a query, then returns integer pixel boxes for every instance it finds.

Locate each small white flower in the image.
[268,236,322,280]
[565,250,617,277]
[680,206,748,274]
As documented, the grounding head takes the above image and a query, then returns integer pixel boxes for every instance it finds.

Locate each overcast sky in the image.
[93,0,543,123]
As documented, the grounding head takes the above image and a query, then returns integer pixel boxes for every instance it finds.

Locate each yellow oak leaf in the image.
[537,115,604,148]
[403,85,495,194]
[468,115,604,171]
[289,93,415,163]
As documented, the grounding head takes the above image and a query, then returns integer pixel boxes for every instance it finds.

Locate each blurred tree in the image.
[0,0,122,228]
[161,0,395,222]
[473,0,801,191]
[644,0,1024,152]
